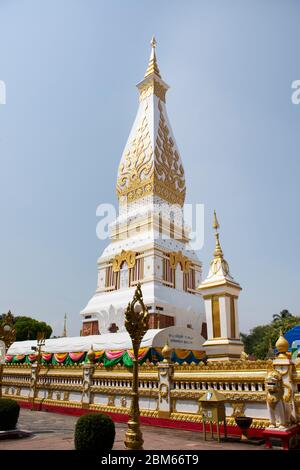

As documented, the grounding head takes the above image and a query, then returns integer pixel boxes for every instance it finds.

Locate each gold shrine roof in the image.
[116,38,186,206]
[198,211,241,291]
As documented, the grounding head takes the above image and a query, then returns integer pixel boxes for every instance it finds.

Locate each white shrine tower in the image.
[80,38,205,336]
[198,211,244,360]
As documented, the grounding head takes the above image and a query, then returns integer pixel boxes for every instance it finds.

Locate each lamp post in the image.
[31,331,45,411]
[124,283,149,451]
[0,341,5,399]
[0,311,16,349]
[0,311,16,399]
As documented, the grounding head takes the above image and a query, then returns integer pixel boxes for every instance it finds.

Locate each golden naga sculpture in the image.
[124,282,149,350]
[240,351,249,361]
[124,283,149,451]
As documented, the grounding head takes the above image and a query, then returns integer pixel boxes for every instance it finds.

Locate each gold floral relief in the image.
[116,112,154,197]
[154,101,185,199]
[169,251,190,274]
[210,257,230,276]
[112,250,136,273]
[139,79,166,103]
[116,99,185,206]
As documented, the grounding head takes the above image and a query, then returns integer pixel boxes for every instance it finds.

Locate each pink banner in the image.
[105,350,124,360]
[69,351,85,362]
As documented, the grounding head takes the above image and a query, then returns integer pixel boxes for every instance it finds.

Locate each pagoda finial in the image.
[213,209,219,231]
[213,210,224,259]
[144,36,161,79]
[62,313,67,337]
[151,36,157,50]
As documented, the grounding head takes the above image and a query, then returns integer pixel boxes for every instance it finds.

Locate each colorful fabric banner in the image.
[105,350,124,360]
[5,347,204,366]
[28,354,38,362]
[127,347,149,360]
[69,351,85,362]
[42,353,52,362]
[53,352,68,363]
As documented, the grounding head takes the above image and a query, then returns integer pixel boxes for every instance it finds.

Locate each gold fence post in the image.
[0,363,3,399]
[0,311,16,399]
[31,332,45,411]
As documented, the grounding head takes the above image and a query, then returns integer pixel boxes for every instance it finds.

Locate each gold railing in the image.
[1,360,274,427]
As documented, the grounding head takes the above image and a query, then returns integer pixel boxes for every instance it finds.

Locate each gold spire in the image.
[117,39,184,207]
[207,210,231,277]
[213,210,219,231]
[144,36,161,78]
[213,210,224,259]
[62,313,67,337]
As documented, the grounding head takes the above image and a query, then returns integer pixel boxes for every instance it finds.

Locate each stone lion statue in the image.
[265,369,294,429]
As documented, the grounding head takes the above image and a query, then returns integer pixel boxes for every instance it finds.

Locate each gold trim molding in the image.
[172,360,271,371]
[169,411,269,428]
[170,390,265,402]
[138,78,166,103]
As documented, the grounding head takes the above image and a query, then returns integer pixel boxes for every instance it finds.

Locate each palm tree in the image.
[272,309,293,322]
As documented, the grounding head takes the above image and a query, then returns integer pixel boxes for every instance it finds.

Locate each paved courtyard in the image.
[0,409,266,450]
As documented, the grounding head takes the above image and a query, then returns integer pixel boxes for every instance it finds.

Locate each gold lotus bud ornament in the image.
[87,345,95,364]
[162,340,172,363]
[275,330,289,358]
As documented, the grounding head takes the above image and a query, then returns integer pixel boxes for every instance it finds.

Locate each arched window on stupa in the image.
[119,261,129,289]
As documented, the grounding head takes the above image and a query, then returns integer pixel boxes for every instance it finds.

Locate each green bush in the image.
[0,398,20,431]
[74,413,115,451]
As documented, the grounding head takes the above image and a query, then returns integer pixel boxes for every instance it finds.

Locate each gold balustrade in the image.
[0,359,287,429]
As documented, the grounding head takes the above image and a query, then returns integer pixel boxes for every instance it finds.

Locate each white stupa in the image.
[80,38,205,336]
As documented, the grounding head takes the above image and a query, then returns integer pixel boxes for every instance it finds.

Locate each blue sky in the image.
[0,0,299,336]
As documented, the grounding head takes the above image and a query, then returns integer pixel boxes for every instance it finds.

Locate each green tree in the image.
[241,314,300,359]
[272,309,293,322]
[0,314,52,341]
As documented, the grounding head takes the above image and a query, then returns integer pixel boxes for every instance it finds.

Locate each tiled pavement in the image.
[0,409,265,450]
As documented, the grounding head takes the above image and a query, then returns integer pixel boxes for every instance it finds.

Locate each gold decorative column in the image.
[30,332,45,411]
[81,345,95,407]
[0,311,16,398]
[124,283,149,451]
[157,341,174,419]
